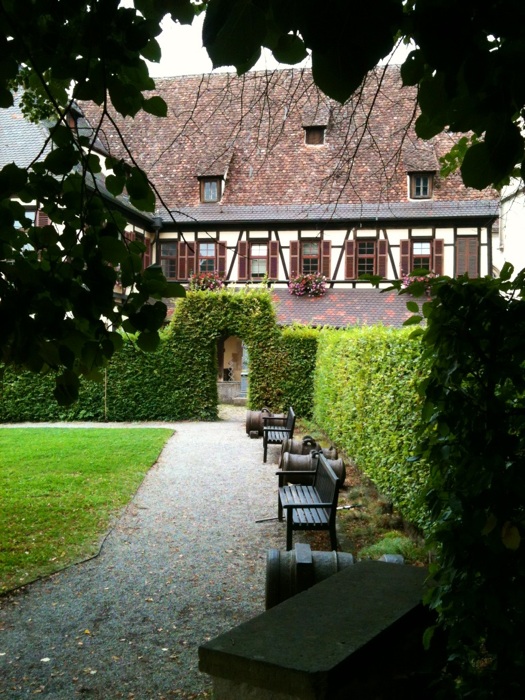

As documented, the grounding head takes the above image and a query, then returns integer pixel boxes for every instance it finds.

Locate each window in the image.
[290,240,331,278]
[456,237,479,277]
[200,177,221,203]
[304,126,325,145]
[344,239,388,279]
[160,242,177,279]
[250,244,267,278]
[400,239,444,275]
[409,173,433,199]
[357,241,376,276]
[412,241,432,269]
[301,241,319,273]
[237,240,279,280]
[198,242,216,272]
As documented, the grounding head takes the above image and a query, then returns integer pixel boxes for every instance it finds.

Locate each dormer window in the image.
[200,177,222,203]
[409,173,433,199]
[304,126,325,145]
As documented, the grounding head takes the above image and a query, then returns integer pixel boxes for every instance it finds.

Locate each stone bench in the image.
[199,561,434,699]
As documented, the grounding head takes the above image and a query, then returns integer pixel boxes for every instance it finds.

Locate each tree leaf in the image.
[136,330,160,352]
[53,370,80,406]
[501,522,520,550]
[143,95,168,118]
[272,34,308,65]
[202,0,266,71]
[98,237,128,265]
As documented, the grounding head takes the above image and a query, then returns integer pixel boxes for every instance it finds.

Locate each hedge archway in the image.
[167,289,284,419]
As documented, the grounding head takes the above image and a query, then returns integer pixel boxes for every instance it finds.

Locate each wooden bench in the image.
[277,451,340,550]
[262,406,295,463]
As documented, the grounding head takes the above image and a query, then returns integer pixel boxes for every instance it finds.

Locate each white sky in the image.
[147,14,296,77]
[147,14,411,78]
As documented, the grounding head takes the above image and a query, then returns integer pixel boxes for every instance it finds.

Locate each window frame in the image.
[249,242,268,279]
[198,241,216,273]
[409,173,433,200]
[200,177,222,203]
[304,126,326,145]
[159,241,178,280]
[301,240,320,274]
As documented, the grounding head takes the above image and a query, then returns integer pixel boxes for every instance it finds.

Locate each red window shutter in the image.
[433,239,444,275]
[238,240,248,280]
[321,240,331,278]
[345,240,355,279]
[377,239,388,278]
[217,241,227,275]
[456,237,478,278]
[36,209,51,227]
[143,237,151,269]
[269,240,279,279]
[400,239,411,275]
[289,240,300,276]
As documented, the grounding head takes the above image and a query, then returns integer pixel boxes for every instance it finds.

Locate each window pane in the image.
[251,259,267,277]
[160,243,177,279]
[413,242,431,255]
[199,242,215,257]
[203,180,219,202]
[358,241,375,255]
[358,258,375,275]
[302,242,318,256]
[199,258,215,272]
[305,127,325,145]
[411,174,432,198]
[303,258,319,274]
[251,244,267,258]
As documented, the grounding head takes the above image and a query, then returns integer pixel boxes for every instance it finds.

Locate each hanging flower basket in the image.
[189,270,225,291]
[288,272,327,297]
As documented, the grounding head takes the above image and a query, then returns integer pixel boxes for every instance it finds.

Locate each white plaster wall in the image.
[498,184,525,276]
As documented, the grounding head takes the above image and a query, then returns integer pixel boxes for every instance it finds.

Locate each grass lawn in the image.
[0,428,173,594]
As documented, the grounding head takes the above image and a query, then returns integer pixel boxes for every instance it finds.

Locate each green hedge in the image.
[0,289,320,422]
[313,325,429,529]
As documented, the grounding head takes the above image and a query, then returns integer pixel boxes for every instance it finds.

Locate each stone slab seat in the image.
[199,561,433,700]
[263,406,295,463]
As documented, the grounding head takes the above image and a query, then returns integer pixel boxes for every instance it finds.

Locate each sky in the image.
[147,14,411,78]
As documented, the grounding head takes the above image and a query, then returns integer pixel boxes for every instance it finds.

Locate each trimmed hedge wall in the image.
[0,290,320,421]
[313,325,429,529]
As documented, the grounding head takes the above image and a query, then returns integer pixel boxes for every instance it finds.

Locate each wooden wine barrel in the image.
[265,543,354,609]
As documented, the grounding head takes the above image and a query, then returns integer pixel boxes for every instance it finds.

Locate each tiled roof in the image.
[0,96,51,168]
[80,67,498,218]
[272,288,413,328]
[164,199,498,226]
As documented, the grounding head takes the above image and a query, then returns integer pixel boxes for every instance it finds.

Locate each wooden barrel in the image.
[280,451,346,485]
[265,543,354,609]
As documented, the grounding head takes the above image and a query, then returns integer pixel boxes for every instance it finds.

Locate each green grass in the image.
[0,428,173,594]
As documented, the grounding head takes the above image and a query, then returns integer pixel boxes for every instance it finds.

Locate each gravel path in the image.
[0,406,291,699]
